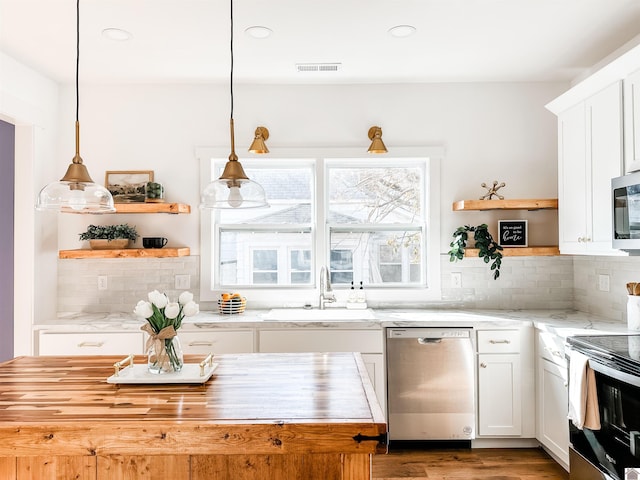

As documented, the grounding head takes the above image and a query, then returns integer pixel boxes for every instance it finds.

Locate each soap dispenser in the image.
[357,281,366,303]
[348,281,357,303]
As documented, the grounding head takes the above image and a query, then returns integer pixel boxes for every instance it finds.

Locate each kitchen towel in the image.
[568,350,601,430]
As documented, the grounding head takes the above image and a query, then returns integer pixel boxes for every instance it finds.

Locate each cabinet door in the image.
[558,101,588,254]
[180,330,253,354]
[625,68,640,173]
[586,80,623,254]
[38,332,144,356]
[361,353,385,417]
[537,357,569,468]
[477,353,522,436]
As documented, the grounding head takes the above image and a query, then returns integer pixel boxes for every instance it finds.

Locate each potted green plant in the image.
[79,224,139,250]
[448,224,503,280]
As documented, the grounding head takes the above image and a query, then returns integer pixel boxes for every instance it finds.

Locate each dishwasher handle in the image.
[417,337,442,345]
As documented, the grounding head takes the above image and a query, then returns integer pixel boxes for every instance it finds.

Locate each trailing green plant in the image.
[448,224,503,280]
[79,224,139,242]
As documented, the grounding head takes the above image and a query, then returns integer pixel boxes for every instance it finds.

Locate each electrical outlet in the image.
[598,274,610,292]
[97,275,108,291]
[175,274,191,290]
[451,272,462,288]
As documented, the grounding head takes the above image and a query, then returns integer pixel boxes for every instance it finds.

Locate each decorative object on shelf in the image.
[367,126,388,154]
[448,224,503,280]
[105,170,154,203]
[79,224,139,250]
[480,180,506,200]
[142,237,168,249]
[35,0,115,214]
[498,220,528,247]
[134,290,200,374]
[200,0,269,210]
[248,126,270,154]
[218,292,247,314]
[145,181,165,203]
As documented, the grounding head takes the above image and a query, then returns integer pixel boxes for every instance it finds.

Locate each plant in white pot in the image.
[448,224,503,280]
[79,224,139,250]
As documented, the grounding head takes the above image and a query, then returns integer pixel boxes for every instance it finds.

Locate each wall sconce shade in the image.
[367,126,388,154]
[248,126,269,154]
[35,0,115,213]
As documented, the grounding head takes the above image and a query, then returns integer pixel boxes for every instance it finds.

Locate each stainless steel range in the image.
[566,334,640,480]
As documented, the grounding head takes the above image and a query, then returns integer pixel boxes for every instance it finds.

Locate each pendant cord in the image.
[76,0,80,124]
[230,0,234,122]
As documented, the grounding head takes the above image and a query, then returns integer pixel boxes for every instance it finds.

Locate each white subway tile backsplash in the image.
[58,256,200,313]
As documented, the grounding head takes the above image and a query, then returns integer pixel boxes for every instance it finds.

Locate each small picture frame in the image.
[105,170,154,203]
[498,220,528,247]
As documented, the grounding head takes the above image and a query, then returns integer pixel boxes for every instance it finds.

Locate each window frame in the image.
[198,146,442,306]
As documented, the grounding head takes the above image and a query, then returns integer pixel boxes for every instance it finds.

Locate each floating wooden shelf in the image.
[464,246,560,257]
[59,247,190,259]
[113,203,191,214]
[452,199,558,211]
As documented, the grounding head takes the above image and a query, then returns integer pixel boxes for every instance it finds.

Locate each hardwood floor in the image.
[372,447,569,480]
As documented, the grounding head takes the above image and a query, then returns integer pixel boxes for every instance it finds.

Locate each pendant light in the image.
[36,0,115,213]
[200,0,269,209]
[367,126,388,154]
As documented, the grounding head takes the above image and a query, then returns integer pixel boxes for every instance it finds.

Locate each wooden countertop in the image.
[0,352,387,457]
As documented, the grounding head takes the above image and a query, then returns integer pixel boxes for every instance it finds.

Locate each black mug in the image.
[143,237,168,249]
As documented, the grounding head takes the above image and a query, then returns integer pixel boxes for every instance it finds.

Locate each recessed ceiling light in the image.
[245,26,273,39]
[101,28,132,41]
[388,25,416,38]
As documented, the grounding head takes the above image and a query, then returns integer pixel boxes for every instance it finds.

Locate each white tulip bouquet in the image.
[134,290,199,373]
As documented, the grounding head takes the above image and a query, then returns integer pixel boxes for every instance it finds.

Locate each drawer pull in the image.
[489,339,511,344]
[189,341,214,347]
[77,341,104,348]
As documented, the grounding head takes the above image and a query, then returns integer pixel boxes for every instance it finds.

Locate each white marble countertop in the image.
[36,308,637,337]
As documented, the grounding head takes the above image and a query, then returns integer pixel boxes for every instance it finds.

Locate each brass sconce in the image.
[248,126,270,154]
[367,126,388,154]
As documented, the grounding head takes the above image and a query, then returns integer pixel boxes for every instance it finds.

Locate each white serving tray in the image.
[107,362,218,384]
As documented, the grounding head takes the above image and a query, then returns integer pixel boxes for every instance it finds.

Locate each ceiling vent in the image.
[296,63,341,73]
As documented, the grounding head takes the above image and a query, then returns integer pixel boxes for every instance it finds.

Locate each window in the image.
[199,147,442,303]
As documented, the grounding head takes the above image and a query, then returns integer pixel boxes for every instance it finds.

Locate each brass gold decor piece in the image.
[248,126,270,154]
[200,0,269,209]
[367,126,388,154]
[35,0,115,213]
[480,180,506,200]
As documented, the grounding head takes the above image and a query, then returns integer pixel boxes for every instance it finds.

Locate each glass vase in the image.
[147,335,184,374]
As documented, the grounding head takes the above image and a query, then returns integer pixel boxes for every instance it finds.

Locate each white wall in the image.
[0,52,59,353]
[56,82,566,256]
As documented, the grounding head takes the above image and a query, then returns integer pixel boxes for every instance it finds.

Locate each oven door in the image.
[569,354,640,480]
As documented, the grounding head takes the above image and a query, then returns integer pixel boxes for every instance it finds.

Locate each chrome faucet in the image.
[319,265,336,310]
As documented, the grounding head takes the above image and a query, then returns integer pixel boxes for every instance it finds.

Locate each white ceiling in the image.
[2,0,640,85]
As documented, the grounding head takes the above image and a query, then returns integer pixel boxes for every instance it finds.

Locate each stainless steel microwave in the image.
[612,172,640,252]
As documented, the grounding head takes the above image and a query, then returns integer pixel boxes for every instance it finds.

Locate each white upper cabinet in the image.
[556,81,624,255]
[624,68,640,173]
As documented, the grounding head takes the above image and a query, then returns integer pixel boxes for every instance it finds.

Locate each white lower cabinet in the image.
[477,352,522,436]
[180,330,254,355]
[475,327,534,438]
[38,331,144,356]
[536,330,569,469]
[258,329,385,414]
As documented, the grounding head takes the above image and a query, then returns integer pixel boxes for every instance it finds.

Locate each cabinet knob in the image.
[480,363,487,368]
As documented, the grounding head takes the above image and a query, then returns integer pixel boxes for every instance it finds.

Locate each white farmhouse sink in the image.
[262,308,377,321]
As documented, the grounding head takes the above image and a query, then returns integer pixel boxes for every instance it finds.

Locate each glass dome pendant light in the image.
[200,0,269,210]
[36,0,115,214]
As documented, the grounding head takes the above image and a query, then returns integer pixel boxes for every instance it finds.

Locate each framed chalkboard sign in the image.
[498,220,528,247]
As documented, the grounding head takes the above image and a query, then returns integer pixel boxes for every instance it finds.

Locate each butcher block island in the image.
[0,352,387,480]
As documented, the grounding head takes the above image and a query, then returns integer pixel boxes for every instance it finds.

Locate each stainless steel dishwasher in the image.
[386,327,475,441]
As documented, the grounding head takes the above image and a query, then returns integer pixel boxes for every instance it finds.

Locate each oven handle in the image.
[567,344,640,388]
